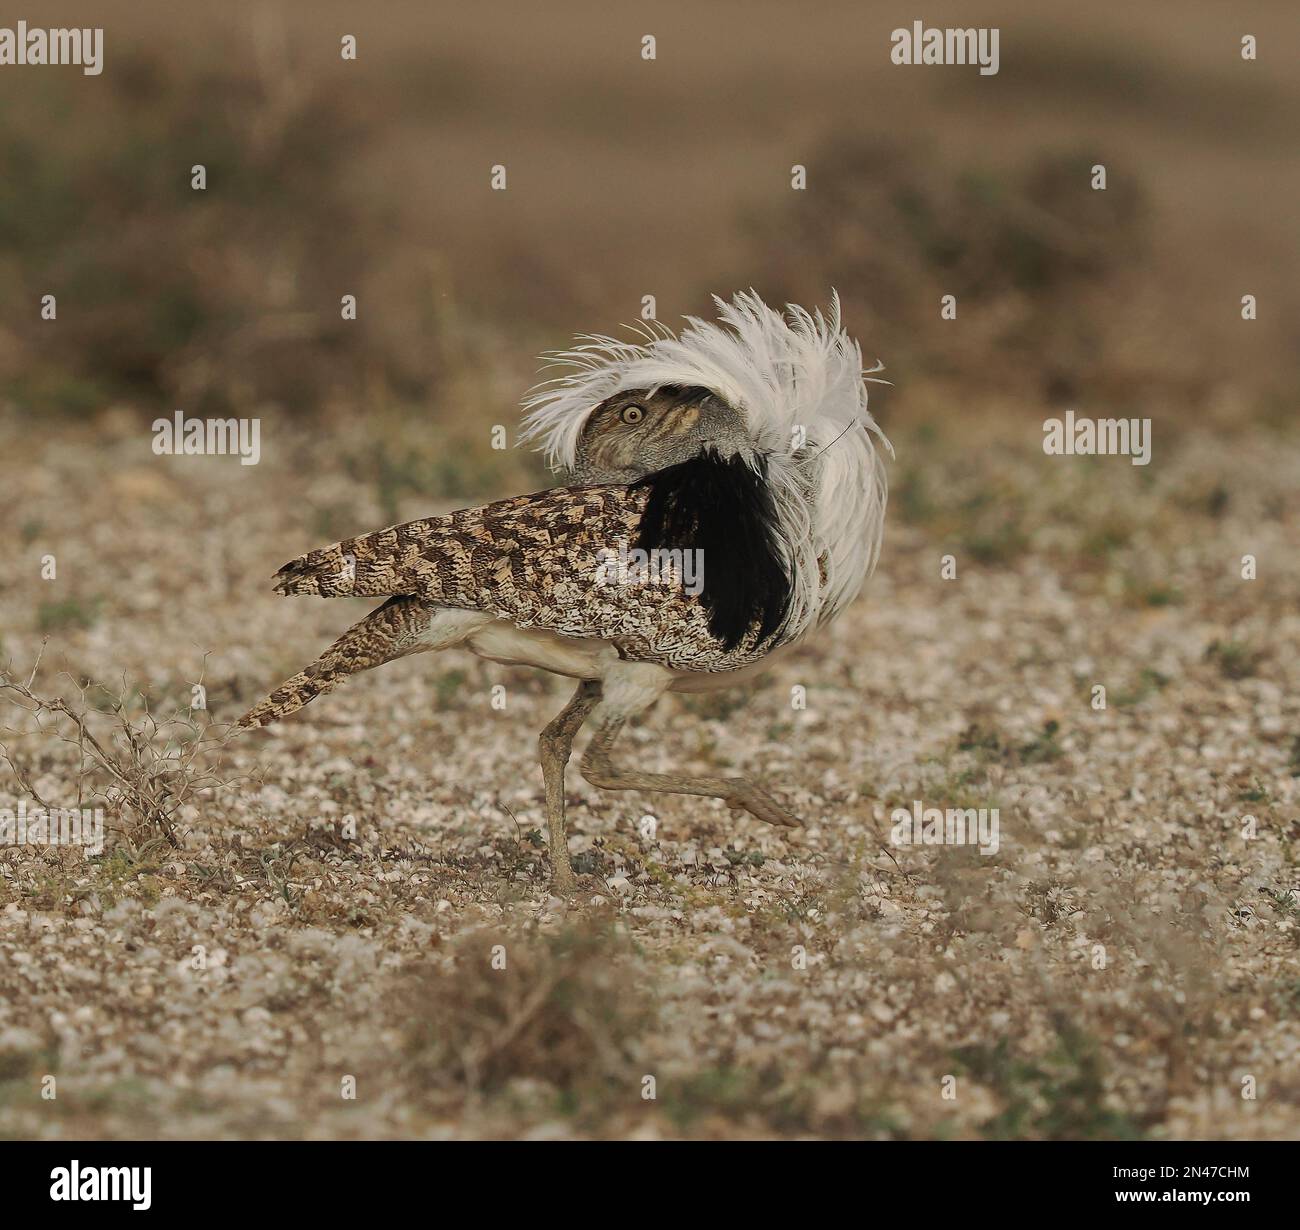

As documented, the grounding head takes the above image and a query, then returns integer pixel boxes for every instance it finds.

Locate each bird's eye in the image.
[620,404,645,425]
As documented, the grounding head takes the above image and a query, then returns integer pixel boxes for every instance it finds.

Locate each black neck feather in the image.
[632,452,791,652]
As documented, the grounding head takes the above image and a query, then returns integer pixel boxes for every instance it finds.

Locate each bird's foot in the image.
[547,859,602,895]
[724,781,803,828]
[549,864,578,898]
[545,869,614,908]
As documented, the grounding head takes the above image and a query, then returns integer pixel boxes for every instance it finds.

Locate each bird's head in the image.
[570,384,755,483]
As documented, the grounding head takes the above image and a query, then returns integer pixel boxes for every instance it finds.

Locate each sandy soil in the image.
[1,402,1296,1140]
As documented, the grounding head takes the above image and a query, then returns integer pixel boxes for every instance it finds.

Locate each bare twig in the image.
[0,663,246,850]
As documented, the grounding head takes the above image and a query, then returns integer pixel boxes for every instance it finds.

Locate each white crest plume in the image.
[519,290,892,642]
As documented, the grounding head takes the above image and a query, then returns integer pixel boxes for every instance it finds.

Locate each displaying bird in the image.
[237,291,891,893]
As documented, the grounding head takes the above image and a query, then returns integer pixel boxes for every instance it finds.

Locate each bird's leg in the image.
[579,715,802,828]
[538,679,602,894]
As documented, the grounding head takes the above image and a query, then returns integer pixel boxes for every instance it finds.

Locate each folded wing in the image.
[271,484,756,671]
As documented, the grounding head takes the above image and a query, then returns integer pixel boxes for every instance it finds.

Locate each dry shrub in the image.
[400,924,653,1114]
[953,1011,1143,1140]
[749,136,1160,402]
[0,38,441,418]
[0,661,238,851]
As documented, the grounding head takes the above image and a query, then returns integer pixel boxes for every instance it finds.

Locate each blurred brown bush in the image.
[400,925,652,1113]
[0,46,445,417]
[748,137,1165,404]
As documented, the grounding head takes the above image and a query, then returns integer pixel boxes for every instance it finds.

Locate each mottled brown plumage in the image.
[268,483,771,671]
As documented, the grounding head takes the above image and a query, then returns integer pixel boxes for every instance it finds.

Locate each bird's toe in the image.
[726,784,803,828]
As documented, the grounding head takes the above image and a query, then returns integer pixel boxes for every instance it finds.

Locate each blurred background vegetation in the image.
[1,1,1295,452]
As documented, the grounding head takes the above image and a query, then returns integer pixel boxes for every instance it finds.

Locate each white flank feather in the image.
[519,290,892,642]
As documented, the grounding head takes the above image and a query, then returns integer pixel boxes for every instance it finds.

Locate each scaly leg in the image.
[579,714,802,828]
[538,679,602,893]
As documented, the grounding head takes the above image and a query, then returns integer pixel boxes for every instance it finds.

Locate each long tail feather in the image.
[236,596,431,730]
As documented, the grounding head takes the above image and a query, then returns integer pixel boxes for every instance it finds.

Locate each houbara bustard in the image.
[238,292,891,893]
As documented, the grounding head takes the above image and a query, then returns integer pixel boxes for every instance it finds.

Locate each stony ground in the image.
[1,401,1297,1139]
